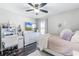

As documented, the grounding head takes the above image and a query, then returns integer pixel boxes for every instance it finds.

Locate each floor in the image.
[20,42,52,56]
[27,50,52,56]
[17,42,37,56]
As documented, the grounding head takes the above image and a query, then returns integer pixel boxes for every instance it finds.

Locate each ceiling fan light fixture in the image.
[34,8,40,13]
[26,3,48,15]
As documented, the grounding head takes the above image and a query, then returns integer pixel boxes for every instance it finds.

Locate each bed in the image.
[37,34,79,56]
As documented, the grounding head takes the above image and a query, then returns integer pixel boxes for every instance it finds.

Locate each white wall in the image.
[48,9,79,34]
[0,8,35,30]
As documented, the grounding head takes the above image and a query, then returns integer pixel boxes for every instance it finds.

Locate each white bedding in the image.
[71,31,79,42]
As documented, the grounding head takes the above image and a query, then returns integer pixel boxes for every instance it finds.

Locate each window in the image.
[40,20,45,34]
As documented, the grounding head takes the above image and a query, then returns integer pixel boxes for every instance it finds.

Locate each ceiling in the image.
[0,3,79,18]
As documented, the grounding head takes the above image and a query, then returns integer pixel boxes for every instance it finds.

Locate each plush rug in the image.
[27,50,51,56]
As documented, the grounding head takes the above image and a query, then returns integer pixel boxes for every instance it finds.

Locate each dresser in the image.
[23,31,40,46]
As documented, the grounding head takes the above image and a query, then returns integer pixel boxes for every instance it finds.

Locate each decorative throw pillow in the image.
[60,29,73,41]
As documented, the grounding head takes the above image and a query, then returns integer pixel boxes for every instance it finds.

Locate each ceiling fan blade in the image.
[28,3,34,7]
[40,3,47,8]
[26,9,34,12]
[40,9,48,13]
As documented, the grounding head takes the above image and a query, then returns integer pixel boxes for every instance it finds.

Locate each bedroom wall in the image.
[0,8,35,30]
[48,8,79,35]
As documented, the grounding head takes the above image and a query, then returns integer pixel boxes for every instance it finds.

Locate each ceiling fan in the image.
[26,3,48,15]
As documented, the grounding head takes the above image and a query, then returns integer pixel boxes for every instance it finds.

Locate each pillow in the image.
[60,29,73,41]
[71,31,79,42]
